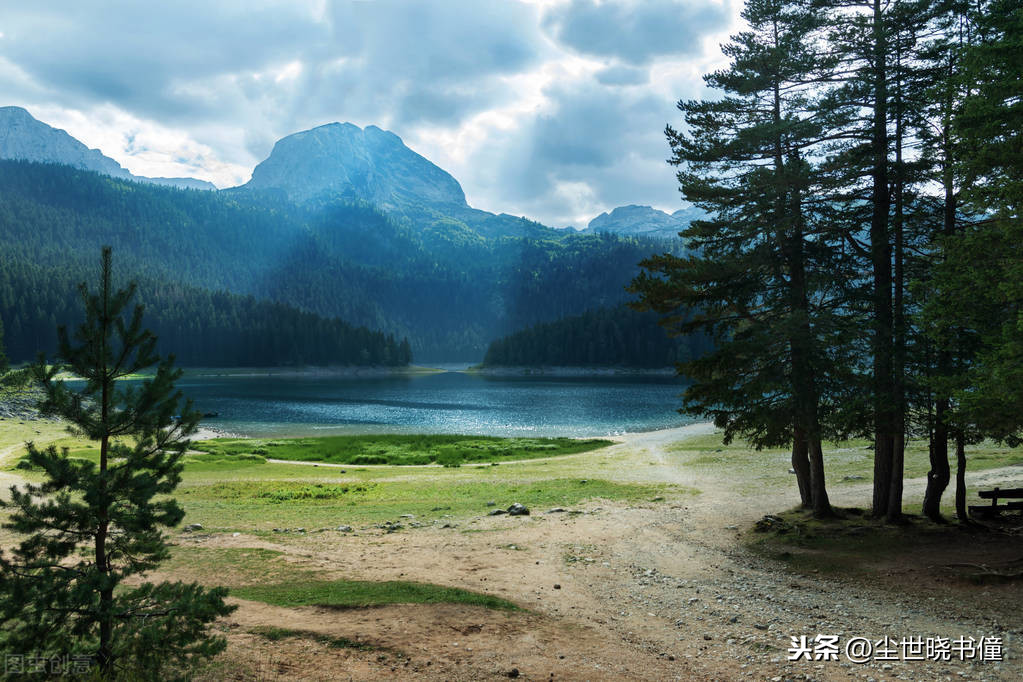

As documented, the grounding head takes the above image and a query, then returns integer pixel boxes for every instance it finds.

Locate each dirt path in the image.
[194,427,1020,680]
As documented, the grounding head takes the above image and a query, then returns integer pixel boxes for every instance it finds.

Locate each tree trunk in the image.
[96,248,114,677]
[870,0,894,518]
[809,437,833,518]
[792,429,812,509]
[886,42,907,524]
[887,433,905,521]
[924,68,957,523]
[923,398,951,521]
[955,432,968,521]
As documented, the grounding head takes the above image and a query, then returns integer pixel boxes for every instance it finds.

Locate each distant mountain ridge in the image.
[1,106,699,242]
[0,106,216,191]
[582,204,704,240]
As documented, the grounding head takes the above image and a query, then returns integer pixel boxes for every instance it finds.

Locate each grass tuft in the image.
[234,579,520,611]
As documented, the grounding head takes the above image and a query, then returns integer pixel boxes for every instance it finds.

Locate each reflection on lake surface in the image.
[173,370,693,438]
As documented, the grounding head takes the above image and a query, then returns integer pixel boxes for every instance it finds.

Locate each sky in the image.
[0,0,739,228]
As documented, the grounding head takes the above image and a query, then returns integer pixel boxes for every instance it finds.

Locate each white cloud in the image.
[0,0,741,225]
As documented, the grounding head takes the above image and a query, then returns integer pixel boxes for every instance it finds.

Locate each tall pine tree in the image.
[633,0,849,517]
[0,248,234,678]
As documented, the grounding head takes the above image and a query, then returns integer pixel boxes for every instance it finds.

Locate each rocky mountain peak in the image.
[242,121,466,208]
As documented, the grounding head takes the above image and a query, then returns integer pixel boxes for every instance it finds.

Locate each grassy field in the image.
[174,475,674,530]
[191,434,611,466]
[0,418,677,533]
[666,431,1023,499]
[159,546,518,611]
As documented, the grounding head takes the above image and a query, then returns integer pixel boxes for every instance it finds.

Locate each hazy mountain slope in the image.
[0,106,216,190]
[0,160,670,361]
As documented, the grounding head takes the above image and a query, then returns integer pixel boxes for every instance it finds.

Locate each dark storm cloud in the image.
[543,0,732,64]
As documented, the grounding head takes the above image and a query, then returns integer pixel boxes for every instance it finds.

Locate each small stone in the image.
[337,525,353,532]
[506,668,520,678]
[754,623,768,630]
[486,501,497,507]
[508,502,530,516]
[703,634,712,641]
[489,509,508,516]
[553,584,561,590]
[183,523,203,532]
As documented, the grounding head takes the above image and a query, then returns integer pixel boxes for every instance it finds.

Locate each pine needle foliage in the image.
[0,247,235,680]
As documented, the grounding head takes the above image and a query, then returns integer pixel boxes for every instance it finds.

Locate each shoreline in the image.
[187,420,715,443]
[182,364,444,378]
[464,365,677,377]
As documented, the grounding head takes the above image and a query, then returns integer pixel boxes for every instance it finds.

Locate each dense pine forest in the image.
[0,256,411,367]
[633,0,1022,521]
[0,160,679,363]
[483,306,711,368]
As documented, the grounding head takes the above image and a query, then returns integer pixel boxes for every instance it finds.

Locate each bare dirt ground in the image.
[176,424,1023,681]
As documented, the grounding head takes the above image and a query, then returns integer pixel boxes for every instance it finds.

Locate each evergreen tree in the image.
[632,0,849,516]
[919,0,1023,519]
[0,313,7,372]
[816,0,937,520]
[0,248,234,679]
[955,0,1023,216]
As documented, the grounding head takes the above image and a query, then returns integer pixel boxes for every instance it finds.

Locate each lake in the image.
[173,370,694,438]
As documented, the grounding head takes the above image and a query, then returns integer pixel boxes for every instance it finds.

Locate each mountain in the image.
[583,204,703,240]
[0,159,675,362]
[242,122,465,208]
[236,121,546,240]
[0,112,688,364]
[0,106,216,191]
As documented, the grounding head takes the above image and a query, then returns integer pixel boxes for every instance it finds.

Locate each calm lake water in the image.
[172,370,693,438]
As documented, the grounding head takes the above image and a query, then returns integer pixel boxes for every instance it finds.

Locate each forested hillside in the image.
[0,160,679,362]
[0,256,410,367]
[483,306,710,368]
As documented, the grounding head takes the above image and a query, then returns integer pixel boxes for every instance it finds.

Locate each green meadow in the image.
[191,433,611,466]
